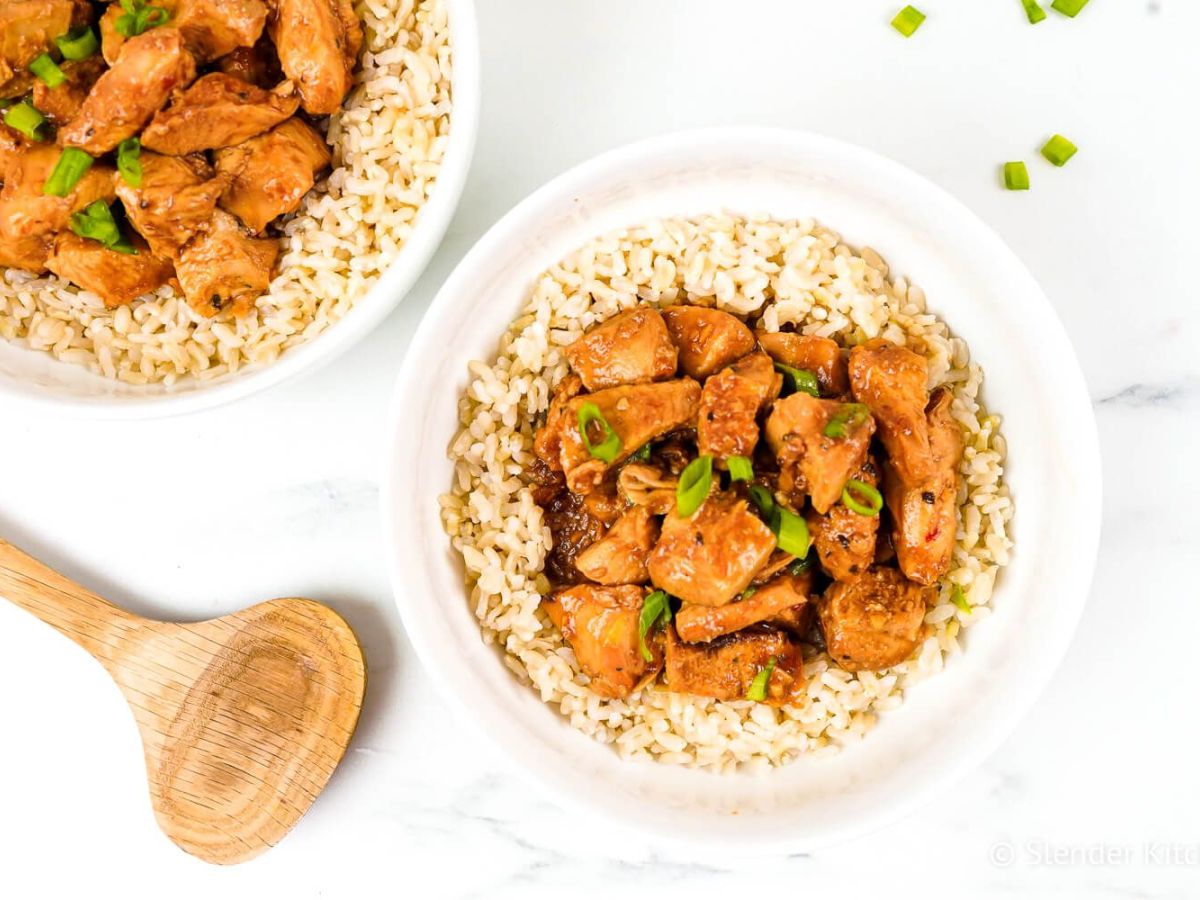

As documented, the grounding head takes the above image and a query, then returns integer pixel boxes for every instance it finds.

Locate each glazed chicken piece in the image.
[0,146,115,240]
[174,209,277,316]
[532,373,583,470]
[675,570,810,643]
[818,567,933,671]
[756,331,849,397]
[557,378,702,494]
[884,387,965,585]
[808,457,881,583]
[697,350,781,462]
[97,1,138,65]
[45,232,174,308]
[32,55,105,126]
[0,123,23,181]
[764,393,876,514]
[848,340,934,485]
[60,28,197,155]
[661,305,755,379]
[0,231,50,271]
[214,118,330,232]
[647,491,776,607]
[564,307,677,391]
[574,505,659,585]
[544,584,661,699]
[115,151,226,259]
[172,0,267,62]
[270,0,362,115]
[0,0,76,81]
[141,73,299,156]
[617,463,676,515]
[538,482,606,585]
[215,36,282,88]
[664,624,803,705]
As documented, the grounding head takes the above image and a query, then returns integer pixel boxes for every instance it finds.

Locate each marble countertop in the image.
[1,2,1195,897]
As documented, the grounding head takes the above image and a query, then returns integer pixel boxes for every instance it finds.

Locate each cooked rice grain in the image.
[0,0,452,386]
[441,214,1014,772]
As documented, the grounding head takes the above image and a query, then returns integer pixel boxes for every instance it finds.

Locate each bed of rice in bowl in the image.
[0,0,452,386]
[439,213,1013,773]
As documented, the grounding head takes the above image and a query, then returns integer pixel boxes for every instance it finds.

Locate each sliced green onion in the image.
[891,5,926,37]
[950,584,972,614]
[115,0,170,38]
[676,455,713,517]
[638,589,672,662]
[110,234,138,255]
[631,443,651,462]
[774,362,820,398]
[770,506,810,558]
[823,402,870,439]
[748,484,775,518]
[70,200,121,247]
[842,479,884,517]
[42,147,94,197]
[727,455,754,483]
[738,586,758,601]
[577,401,621,463]
[789,553,814,577]
[1003,161,1030,191]
[116,137,142,187]
[746,656,778,702]
[1040,134,1077,167]
[30,54,65,89]
[1020,0,1047,23]
[57,26,100,60]
[4,102,45,140]
[1050,0,1089,16]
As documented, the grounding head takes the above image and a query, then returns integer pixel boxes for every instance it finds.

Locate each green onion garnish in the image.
[774,362,819,398]
[4,102,45,140]
[29,54,65,89]
[57,26,100,60]
[727,455,754,483]
[1003,162,1030,191]
[891,5,926,37]
[577,402,621,463]
[739,586,758,601]
[1020,0,1047,23]
[789,553,814,577]
[42,148,94,197]
[637,589,672,662]
[117,137,142,187]
[823,402,870,439]
[631,442,651,462]
[842,479,883,517]
[69,200,123,247]
[745,656,778,702]
[1050,0,1089,16]
[115,0,170,38]
[748,484,775,518]
[950,584,972,614]
[676,455,713,517]
[770,505,810,558]
[1040,134,1077,167]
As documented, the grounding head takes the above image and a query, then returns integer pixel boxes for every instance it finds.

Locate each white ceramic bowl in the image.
[383,127,1101,853]
[0,0,479,419]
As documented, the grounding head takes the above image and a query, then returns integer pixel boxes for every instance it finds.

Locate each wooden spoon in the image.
[0,539,366,865]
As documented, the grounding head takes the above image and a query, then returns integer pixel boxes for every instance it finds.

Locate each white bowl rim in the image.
[382,125,1102,853]
[0,0,480,420]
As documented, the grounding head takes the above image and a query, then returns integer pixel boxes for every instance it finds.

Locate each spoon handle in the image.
[0,539,142,671]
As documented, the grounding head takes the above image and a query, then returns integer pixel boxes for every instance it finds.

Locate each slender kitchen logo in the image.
[989,841,1200,868]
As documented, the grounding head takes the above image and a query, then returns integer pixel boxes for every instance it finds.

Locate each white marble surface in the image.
[1,1,1196,897]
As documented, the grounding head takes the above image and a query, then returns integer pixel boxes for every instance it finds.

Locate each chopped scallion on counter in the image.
[117,137,142,187]
[638,590,672,662]
[42,147,94,197]
[1020,0,1047,23]
[823,402,869,439]
[57,26,99,60]
[774,362,820,398]
[4,102,45,140]
[1003,161,1030,190]
[676,454,713,517]
[842,479,883,516]
[30,54,65,88]
[727,455,754,483]
[745,656,778,702]
[1050,0,1089,17]
[891,5,926,37]
[576,402,621,463]
[1040,134,1078,167]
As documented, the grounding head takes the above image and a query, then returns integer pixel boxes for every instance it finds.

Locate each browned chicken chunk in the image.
[270,0,362,115]
[617,462,677,515]
[662,305,755,379]
[0,123,23,181]
[574,505,660,586]
[537,479,605,586]
[697,350,781,462]
[0,231,50,271]
[213,118,329,232]
[765,393,876,514]
[664,624,803,705]
[544,584,660,699]
[532,373,583,471]
[757,331,849,397]
[675,570,810,643]
[565,306,677,391]
[98,2,133,66]
[174,209,277,316]
[115,151,226,259]
[818,567,932,671]
[215,35,282,88]
[141,73,299,156]
[32,55,105,126]
[648,491,776,607]
[60,28,197,155]
[884,386,964,585]
[556,378,702,494]
[0,146,115,240]
[849,340,934,485]
[173,0,267,62]
[0,0,75,78]
[46,232,174,307]
[808,457,881,583]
